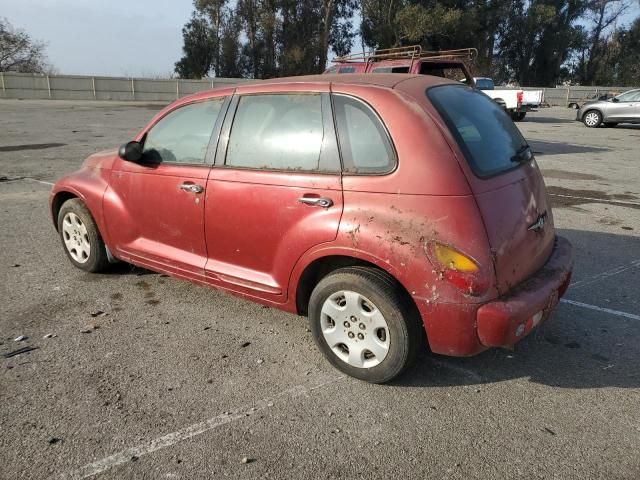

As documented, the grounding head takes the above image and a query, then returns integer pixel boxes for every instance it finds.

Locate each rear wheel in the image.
[511,111,526,121]
[583,110,602,128]
[57,199,109,272]
[309,267,422,383]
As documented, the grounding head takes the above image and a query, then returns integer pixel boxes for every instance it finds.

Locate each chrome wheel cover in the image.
[62,212,90,263]
[320,290,390,368]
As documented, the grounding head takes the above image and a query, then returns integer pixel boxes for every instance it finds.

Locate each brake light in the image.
[425,241,489,296]
[517,91,523,106]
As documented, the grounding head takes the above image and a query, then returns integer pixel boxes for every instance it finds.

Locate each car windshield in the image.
[427,84,529,177]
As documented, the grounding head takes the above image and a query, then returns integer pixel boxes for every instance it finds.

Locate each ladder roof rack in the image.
[333,45,477,64]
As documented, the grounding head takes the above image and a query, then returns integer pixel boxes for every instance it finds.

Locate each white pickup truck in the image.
[474,77,544,121]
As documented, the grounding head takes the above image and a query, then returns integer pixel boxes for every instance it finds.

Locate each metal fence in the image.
[0,71,635,106]
[0,72,250,102]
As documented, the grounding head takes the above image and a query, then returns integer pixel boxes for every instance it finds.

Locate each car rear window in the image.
[333,95,396,174]
[475,78,494,90]
[372,66,410,73]
[427,85,529,177]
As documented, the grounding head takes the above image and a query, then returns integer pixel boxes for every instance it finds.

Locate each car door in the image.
[606,90,640,121]
[629,91,640,121]
[104,97,229,278]
[204,86,343,302]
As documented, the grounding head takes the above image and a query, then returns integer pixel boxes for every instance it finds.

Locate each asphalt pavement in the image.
[1,100,639,479]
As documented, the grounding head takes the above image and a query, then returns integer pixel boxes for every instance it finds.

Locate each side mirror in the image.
[611,97,619,103]
[118,141,143,162]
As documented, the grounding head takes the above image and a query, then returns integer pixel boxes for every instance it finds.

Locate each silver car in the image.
[577,88,640,128]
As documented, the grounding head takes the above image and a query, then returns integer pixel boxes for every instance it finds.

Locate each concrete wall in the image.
[0,72,250,102]
[520,85,633,106]
[0,72,634,106]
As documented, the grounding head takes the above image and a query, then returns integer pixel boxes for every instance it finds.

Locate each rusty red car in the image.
[324,45,477,86]
[51,74,573,383]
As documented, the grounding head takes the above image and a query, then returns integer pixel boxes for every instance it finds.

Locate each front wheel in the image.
[57,198,109,272]
[309,267,422,383]
[583,110,602,128]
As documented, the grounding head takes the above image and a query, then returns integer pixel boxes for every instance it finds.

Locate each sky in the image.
[1,0,639,78]
[1,0,193,77]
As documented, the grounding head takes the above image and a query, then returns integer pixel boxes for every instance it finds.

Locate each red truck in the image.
[325,45,477,86]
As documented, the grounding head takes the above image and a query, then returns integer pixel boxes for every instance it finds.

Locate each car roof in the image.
[230,73,462,91]
[172,74,458,108]
[241,73,421,89]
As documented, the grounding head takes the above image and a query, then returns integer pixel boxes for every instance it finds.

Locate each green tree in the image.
[175,13,215,78]
[589,17,640,85]
[218,10,244,77]
[496,0,586,86]
[573,0,629,84]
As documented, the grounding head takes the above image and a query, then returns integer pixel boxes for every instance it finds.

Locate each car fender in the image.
[286,244,409,308]
[582,106,604,120]
[50,167,111,247]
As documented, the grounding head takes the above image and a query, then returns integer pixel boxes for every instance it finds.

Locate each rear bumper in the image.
[417,236,573,356]
[476,236,573,348]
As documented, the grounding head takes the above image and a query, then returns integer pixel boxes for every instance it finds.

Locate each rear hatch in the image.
[428,85,555,295]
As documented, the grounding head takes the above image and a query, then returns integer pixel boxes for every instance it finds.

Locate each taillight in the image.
[517,91,523,106]
[425,241,489,296]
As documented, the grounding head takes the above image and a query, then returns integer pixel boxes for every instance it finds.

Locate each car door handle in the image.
[298,196,333,208]
[179,183,204,194]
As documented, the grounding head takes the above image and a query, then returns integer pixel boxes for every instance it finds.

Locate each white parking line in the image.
[549,193,640,207]
[570,259,640,289]
[25,177,54,186]
[560,298,640,321]
[56,375,344,480]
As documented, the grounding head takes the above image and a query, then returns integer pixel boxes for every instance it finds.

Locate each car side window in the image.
[616,91,638,102]
[142,99,224,165]
[225,94,326,171]
[373,66,410,73]
[333,95,395,174]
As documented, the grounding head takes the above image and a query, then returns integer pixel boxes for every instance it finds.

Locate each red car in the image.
[51,74,573,383]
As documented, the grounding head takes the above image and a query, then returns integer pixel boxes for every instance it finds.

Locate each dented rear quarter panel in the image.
[289,79,500,354]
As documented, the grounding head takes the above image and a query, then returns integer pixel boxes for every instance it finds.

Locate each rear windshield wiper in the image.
[511,144,533,163]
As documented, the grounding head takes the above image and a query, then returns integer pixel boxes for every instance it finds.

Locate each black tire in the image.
[308,267,422,383]
[57,198,110,273]
[511,111,526,121]
[493,98,506,110]
[603,122,618,128]
[582,109,602,128]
